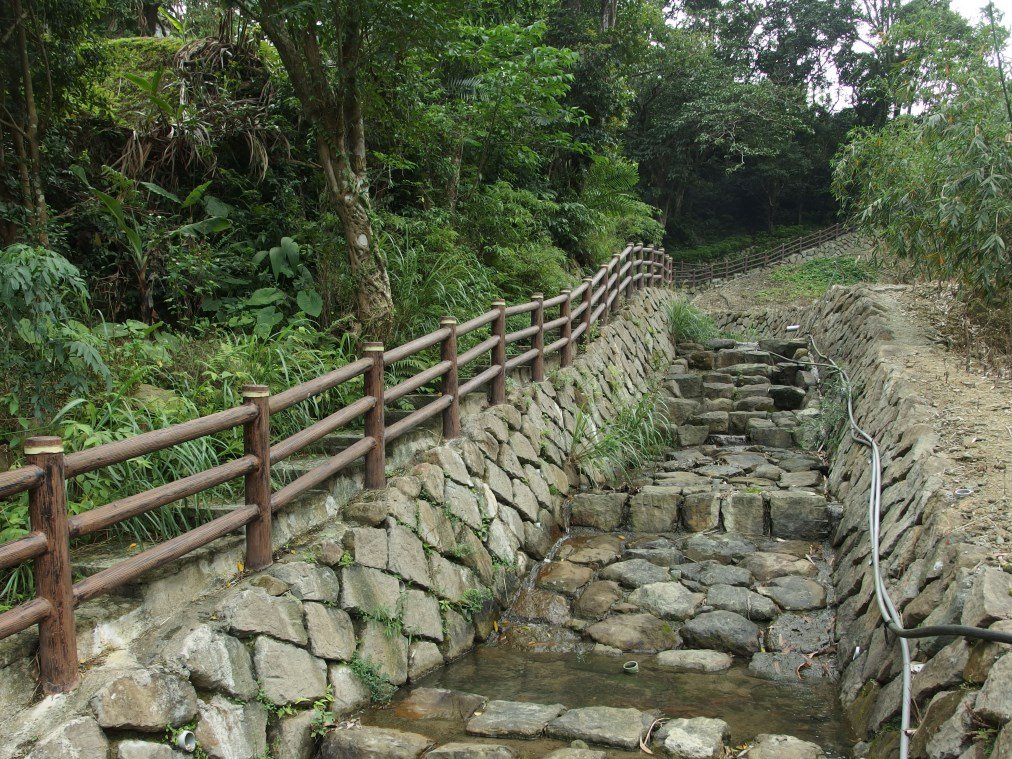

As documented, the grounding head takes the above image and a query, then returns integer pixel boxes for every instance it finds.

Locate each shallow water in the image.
[362,646,852,757]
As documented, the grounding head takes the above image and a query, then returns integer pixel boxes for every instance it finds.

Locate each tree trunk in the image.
[13,0,49,247]
[242,0,395,338]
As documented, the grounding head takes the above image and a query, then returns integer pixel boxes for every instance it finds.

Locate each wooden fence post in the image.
[531,293,545,382]
[607,253,621,320]
[363,342,385,489]
[242,385,272,571]
[440,317,460,439]
[25,436,78,694]
[560,289,573,367]
[581,276,593,342]
[491,299,506,405]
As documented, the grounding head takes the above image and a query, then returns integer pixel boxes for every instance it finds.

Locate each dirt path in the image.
[883,287,1012,551]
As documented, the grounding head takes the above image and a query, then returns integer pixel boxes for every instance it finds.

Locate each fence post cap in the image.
[241,384,270,398]
[582,276,593,282]
[560,288,571,294]
[439,316,457,325]
[532,292,544,300]
[25,436,63,455]
[363,342,384,352]
[492,298,506,306]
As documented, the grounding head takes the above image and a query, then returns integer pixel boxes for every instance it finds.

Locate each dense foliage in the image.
[833,17,1012,306]
[2,0,1008,605]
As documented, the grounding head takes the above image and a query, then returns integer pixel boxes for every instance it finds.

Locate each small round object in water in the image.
[954,487,974,499]
[623,660,639,675]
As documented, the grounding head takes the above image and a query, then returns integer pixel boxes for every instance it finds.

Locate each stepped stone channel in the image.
[335,338,850,758]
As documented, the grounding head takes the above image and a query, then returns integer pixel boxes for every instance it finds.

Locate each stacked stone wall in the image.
[3,288,675,759]
[707,285,1012,757]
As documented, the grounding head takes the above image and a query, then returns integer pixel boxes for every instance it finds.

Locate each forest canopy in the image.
[0,0,1008,427]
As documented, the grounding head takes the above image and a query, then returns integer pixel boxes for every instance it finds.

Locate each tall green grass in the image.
[569,392,673,483]
[666,299,722,344]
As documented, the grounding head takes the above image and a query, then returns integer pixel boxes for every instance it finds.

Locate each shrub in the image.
[0,245,110,426]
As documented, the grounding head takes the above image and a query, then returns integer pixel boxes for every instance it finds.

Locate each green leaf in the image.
[296,289,324,317]
[245,288,285,307]
[181,181,213,209]
[140,182,181,204]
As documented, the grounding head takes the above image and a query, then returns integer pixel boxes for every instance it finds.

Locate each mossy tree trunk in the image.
[237,0,394,338]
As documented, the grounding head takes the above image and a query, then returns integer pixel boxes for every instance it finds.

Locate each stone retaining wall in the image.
[3,288,675,759]
[706,285,1012,758]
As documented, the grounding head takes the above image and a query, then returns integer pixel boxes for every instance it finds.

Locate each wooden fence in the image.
[670,223,851,287]
[0,242,674,694]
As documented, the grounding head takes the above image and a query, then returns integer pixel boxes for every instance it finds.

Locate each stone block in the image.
[168,624,256,699]
[570,492,628,531]
[768,490,829,539]
[224,586,307,645]
[629,486,682,532]
[345,527,388,569]
[90,670,197,732]
[194,694,268,759]
[304,603,356,660]
[677,425,710,447]
[26,718,108,759]
[357,620,409,686]
[254,637,326,705]
[682,492,720,532]
[668,374,703,398]
[388,523,432,588]
[402,589,444,641]
[689,411,729,433]
[268,561,340,602]
[408,641,444,682]
[722,492,765,535]
[445,481,483,529]
[328,664,371,715]
[340,565,401,617]
[664,398,702,425]
[961,568,1012,629]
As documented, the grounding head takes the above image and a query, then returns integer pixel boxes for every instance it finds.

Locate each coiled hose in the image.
[767,339,1012,759]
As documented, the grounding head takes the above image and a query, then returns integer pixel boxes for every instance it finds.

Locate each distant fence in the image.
[0,242,674,694]
[671,223,852,287]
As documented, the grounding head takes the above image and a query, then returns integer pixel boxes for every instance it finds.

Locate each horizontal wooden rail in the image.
[0,466,44,500]
[505,324,539,344]
[383,328,450,366]
[270,396,375,463]
[64,406,257,478]
[458,335,499,368]
[69,455,258,539]
[386,361,451,404]
[458,364,500,397]
[456,310,498,336]
[0,597,52,639]
[74,506,259,604]
[670,223,849,287]
[0,239,676,695]
[271,436,377,512]
[270,358,371,413]
[385,395,454,443]
[0,532,47,570]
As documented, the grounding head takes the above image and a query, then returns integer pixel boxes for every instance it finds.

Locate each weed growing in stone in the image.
[457,586,494,620]
[569,391,673,483]
[797,373,850,455]
[349,653,397,703]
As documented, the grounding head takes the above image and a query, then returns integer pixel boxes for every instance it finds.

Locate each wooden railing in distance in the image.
[0,241,674,694]
[670,223,851,288]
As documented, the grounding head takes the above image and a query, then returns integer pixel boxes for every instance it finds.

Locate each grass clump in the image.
[757,256,877,303]
[570,391,673,483]
[349,653,397,703]
[797,373,850,455]
[666,299,721,344]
